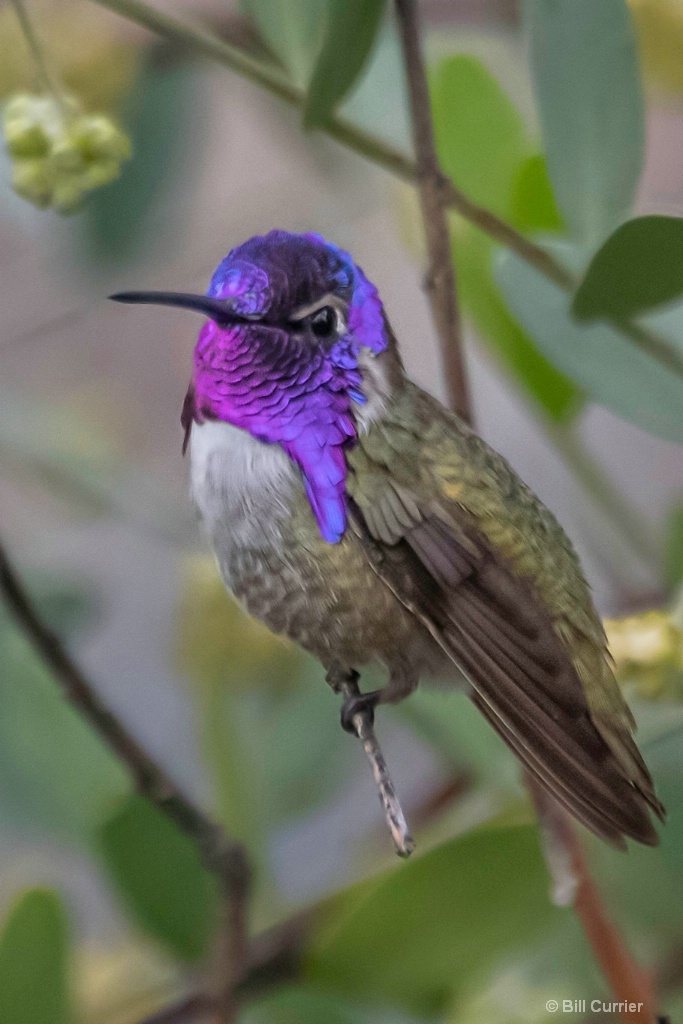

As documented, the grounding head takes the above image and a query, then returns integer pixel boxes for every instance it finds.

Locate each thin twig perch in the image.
[339,675,415,858]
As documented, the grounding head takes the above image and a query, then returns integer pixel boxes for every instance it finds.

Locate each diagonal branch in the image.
[394,0,470,421]
[0,540,250,1023]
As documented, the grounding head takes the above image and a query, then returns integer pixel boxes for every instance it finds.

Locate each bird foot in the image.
[340,689,380,735]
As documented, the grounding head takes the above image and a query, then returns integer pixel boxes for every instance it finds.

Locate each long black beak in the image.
[109,291,240,327]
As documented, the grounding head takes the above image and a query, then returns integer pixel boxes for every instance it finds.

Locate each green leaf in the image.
[80,57,199,268]
[306,825,561,1016]
[400,690,524,796]
[0,889,71,1024]
[240,0,331,88]
[454,225,580,420]
[573,215,683,321]
[526,0,644,245]
[665,506,683,592]
[510,154,564,234]
[243,987,368,1024]
[0,588,129,842]
[495,245,683,445]
[431,55,529,217]
[99,794,217,962]
[304,0,386,128]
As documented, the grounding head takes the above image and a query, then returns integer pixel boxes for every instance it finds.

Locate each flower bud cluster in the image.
[3,93,131,213]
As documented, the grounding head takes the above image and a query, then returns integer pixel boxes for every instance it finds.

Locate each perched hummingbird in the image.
[113,229,664,848]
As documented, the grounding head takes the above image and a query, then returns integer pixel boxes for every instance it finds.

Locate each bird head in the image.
[111,230,401,542]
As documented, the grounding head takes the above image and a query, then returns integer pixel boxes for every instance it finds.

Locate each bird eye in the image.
[309,305,336,338]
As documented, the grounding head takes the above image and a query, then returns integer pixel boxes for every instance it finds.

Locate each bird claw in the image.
[340,690,379,734]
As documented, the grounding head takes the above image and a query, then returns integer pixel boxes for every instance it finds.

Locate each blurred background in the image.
[1,1,683,1022]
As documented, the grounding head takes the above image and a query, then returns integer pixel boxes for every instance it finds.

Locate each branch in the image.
[338,675,414,858]
[527,777,660,1024]
[394,0,470,421]
[0,540,250,1024]
[90,0,683,383]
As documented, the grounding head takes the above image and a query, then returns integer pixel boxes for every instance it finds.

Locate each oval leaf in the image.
[99,795,217,962]
[510,153,564,234]
[526,0,644,245]
[307,826,561,1016]
[431,54,528,217]
[573,215,683,321]
[454,226,580,420]
[0,596,129,842]
[496,246,683,445]
[240,0,331,89]
[304,0,386,128]
[0,889,71,1024]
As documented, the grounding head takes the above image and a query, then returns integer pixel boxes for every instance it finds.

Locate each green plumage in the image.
[344,379,663,846]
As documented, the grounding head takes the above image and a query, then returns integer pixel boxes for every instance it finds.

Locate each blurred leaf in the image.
[0,584,129,841]
[510,154,564,234]
[307,825,561,1015]
[431,55,529,217]
[665,506,683,592]
[426,55,579,418]
[80,56,198,267]
[573,215,683,321]
[304,0,386,128]
[199,667,354,846]
[589,738,683,938]
[243,986,369,1024]
[201,686,266,857]
[643,725,683,884]
[337,26,409,151]
[526,0,644,245]
[259,661,356,819]
[454,225,581,420]
[99,794,217,962]
[240,0,330,88]
[0,889,71,1024]
[496,245,683,444]
[400,689,523,796]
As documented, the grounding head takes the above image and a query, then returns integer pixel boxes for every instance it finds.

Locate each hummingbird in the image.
[112,229,664,848]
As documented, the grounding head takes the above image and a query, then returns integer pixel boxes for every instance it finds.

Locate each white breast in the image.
[189,420,297,552]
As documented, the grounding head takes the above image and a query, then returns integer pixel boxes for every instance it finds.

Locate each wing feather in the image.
[347,486,662,847]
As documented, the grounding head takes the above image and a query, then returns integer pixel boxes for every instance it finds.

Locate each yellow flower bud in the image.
[80,158,122,190]
[4,119,50,159]
[51,139,85,173]
[73,113,132,162]
[11,158,56,208]
[3,94,37,123]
